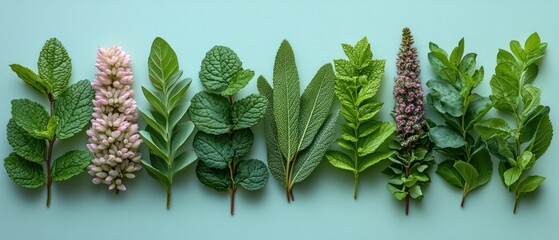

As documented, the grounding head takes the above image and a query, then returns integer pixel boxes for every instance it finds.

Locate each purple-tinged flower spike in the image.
[393,27,426,149]
[87,46,142,192]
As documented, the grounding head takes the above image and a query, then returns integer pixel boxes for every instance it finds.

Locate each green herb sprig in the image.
[189,46,269,215]
[325,37,396,199]
[475,33,552,213]
[258,40,338,202]
[427,38,493,207]
[140,37,196,209]
[5,38,94,207]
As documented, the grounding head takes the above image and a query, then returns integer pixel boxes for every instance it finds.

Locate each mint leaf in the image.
[231,128,254,158]
[7,119,46,163]
[196,161,231,192]
[54,80,94,139]
[235,159,269,190]
[10,64,51,96]
[200,46,242,93]
[192,132,233,169]
[38,38,71,98]
[4,153,45,188]
[188,91,230,135]
[426,79,463,117]
[11,99,50,139]
[51,150,91,181]
[232,94,267,130]
[221,69,255,96]
[273,40,301,162]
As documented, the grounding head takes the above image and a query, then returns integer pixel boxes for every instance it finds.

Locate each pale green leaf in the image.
[517,175,545,195]
[325,150,355,172]
[503,167,522,186]
[148,37,179,90]
[10,64,50,96]
[221,69,255,96]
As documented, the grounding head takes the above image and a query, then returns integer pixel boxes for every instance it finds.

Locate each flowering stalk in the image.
[385,28,434,215]
[87,46,142,192]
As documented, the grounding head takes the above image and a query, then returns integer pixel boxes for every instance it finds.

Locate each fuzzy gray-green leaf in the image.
[298,63,335,151]
[273,40,300,162]
[291,111,338,185]
[257,76,286,185]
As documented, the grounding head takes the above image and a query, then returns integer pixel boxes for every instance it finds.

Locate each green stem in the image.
[228,162,237,215]
[513,195,519,214]
[166,187,171,209]
[461,185,468,208]
[230,186,236,216]
[353,172,358,200]
[46,94,55,208]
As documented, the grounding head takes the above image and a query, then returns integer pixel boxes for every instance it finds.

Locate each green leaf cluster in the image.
[140,37,196,209]
[258,40,338,202]
[474,33,551,213]
[427,39,493,207]
[4,38,94,207]
[323,37,396,199]
[189,46,269,215]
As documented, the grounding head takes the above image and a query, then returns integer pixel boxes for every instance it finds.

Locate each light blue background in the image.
[1,0,558,239]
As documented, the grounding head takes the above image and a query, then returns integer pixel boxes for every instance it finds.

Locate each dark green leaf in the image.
[171,151,197,179]
[454,161,479,190]
[465,94,492,130]
[235,159,269,190]
[192,132,232,169]
[51,150,91,181]
[54,80,94,139]
[426,79,463,117]
[11,99,49,139]
[231,128,254,158]
[38,38,71,98]
[232,94,267,130]
[200,45,242,93]
[4,153,45,188]
[475,118,512,140]
[7,119,45,163]
[470,146,493,186]
[430,126,465,149]
[527,112,553,160]
[142,160,170,187]
[196,161,231,192]
[188,91,231,135]
[436,160,464,188]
